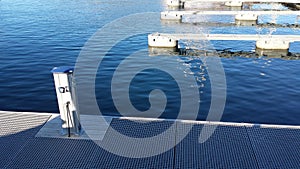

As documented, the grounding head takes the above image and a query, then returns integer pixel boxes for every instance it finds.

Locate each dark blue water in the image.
[0,0,162,112]
[0,0,300,125]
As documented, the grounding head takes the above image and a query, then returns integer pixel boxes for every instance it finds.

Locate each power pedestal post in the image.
[51,66,81,137]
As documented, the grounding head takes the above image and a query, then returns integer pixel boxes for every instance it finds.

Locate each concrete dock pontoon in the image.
[148,33,300,50]
[1,110,300,168]
[161,10,300,21]
[167,0,300,7]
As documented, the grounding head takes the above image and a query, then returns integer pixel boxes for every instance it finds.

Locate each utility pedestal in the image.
[51,66,81,137]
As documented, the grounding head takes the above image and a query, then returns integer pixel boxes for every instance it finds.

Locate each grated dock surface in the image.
[0,112,50,168]
[1,111,300,168]
[175,123,259,169]
[247,126,300,169]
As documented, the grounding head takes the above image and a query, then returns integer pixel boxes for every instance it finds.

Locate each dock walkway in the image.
[149,33,300,41]
[1,111,300,168]
[161,10,300,20]
[167,0,300,8]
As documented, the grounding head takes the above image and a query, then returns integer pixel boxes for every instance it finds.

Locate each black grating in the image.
[6,118,175,169]
[247,126,300,169]
[108,118,175,138]
[2,112,300,169]
[175,123,259,169]
[7,138,97,169]
[0,112,50,168]
[92,118,175,168]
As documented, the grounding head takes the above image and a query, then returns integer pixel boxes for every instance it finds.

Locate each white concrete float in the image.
[148,34,177,47]
[256,40,290,50]
[224,1,243,7]
[161,10,300,21]
[148,33,300,50]
[167,0,184,7]
[167,0,300,7]
[235,13,258,21]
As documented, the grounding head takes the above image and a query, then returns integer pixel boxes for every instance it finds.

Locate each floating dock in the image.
[167,0,300,7]
[161,10,300,21]
[1,110,300,168]
[148,33,300,50]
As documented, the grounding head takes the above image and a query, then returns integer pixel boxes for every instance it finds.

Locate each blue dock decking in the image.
[1,111,300,168]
